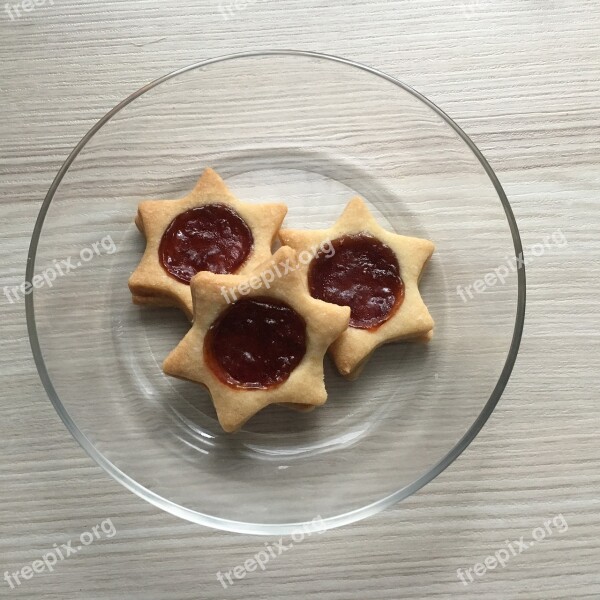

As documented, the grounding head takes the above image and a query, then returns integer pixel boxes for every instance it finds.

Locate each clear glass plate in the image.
[27,51,525,535]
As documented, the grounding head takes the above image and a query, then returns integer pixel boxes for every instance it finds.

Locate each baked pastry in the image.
[163,246,351,432]
[129,168,287,319]
[279,197,434,379]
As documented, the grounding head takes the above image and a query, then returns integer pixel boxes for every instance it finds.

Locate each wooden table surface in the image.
[1,1,599,598]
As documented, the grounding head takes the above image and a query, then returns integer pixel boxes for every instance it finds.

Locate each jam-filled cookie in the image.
[129,168,287,319]
[163,246,351,432]
[279,197,434,379]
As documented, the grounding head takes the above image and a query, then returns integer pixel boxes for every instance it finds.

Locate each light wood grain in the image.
[1,0,600,598]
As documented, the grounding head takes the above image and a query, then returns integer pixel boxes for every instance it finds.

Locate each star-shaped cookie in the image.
[279,197,434,379]
[162,246,351,432]
[129,168,287,320]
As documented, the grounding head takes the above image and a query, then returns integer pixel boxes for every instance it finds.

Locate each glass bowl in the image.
[27,51,525,535]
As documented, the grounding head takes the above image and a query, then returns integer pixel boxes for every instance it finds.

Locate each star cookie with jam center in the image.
[279,197,434,379]
[129,168,287,320]
[162,246,351,433]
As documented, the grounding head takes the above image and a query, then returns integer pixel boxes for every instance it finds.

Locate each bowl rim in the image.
[26,49,526,536]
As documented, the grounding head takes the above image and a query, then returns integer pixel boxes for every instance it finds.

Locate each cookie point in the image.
[278,229,295,246]
[420,238,435,258]
[272,202,288,218]
[339,195,374,224]
[421,329,434,342]
[200,166,220,180]
[273,245,297,262]
[127,268,145,292]
[193,167,229,194]
[340,305,352,327]
[189,270,214,286]
[349,195,367,206]
[162,352,176,376]
[346,196,369,213]
[218,414,242,434]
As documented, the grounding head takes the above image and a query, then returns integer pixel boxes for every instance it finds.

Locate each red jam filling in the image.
[159,204,253,284]
[204,298,306,389]
[308,233,404,330]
